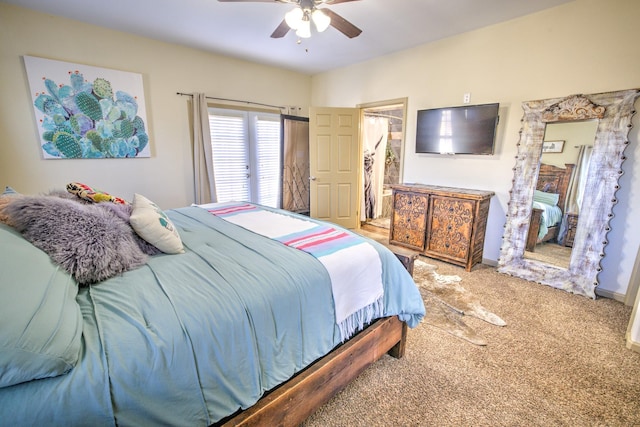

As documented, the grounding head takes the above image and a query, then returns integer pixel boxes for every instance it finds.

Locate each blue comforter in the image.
[532,201,563,239]
[0,206,424,426]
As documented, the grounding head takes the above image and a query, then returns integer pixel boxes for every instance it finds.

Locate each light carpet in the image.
[413,259,505,345]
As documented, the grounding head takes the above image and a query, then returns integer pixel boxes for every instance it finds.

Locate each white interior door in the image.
[309,107,361,229]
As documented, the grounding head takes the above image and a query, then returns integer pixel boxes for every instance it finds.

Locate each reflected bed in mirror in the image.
[498,89,640,298]
[524,163,575,268]
[524,120,599,269]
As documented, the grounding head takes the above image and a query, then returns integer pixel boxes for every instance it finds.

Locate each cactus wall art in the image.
[24,56,150,159]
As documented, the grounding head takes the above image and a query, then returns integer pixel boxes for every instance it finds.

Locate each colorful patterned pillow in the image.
[129,193,184,254]
[66,182,128,204]
[0,186,22,225]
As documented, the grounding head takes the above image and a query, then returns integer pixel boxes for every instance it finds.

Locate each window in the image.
[208,108,281,208]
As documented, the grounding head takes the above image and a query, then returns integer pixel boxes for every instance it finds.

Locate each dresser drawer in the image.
[425,196,474,262]
[389,191,428,250]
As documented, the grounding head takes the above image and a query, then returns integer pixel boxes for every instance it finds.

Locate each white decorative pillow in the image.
[130,193,184,254]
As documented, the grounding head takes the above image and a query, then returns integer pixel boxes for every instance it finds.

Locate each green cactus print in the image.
[34,71,149,158]
[53,132,82,158]
[146,200,176,233]
[75,92,103,121]
[92,78,113,99]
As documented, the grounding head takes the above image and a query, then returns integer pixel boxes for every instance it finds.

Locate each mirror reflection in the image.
[498,90,639,298]
[523,121,599,268]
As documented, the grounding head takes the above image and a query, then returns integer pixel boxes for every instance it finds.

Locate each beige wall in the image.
[0,3,311,209]
[541,121,599,169]
[311,0,640,301]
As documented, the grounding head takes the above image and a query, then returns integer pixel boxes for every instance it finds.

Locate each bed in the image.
[525,163,575,252]
[0,187,425,426]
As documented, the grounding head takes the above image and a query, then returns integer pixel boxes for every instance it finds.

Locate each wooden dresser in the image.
[389,184,494,271]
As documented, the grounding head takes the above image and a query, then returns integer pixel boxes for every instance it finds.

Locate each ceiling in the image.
[4,0,573,75]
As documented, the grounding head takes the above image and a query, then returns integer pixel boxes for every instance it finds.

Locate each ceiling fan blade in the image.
[271,19,291,38]
[324,0,361,4]
[217,0,280,3]
[323,9,362,38]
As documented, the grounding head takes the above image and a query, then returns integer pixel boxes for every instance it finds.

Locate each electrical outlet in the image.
[463,93,471,104]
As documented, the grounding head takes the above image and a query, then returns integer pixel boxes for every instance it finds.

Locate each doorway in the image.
[360,100,406,230]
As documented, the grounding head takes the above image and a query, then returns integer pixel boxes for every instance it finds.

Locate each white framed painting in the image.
[541,140,565,153]
[24,56,150,159]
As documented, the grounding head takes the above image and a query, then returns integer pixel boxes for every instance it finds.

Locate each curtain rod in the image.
[176,92,286,111]
[364,112,403,121]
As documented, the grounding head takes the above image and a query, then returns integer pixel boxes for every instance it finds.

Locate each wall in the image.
[0,3,311,209]
[311,0,640,302]
[541,121,599,169]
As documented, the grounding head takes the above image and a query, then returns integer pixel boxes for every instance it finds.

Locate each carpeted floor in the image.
[525,241,573,268]
[302,257,640,427]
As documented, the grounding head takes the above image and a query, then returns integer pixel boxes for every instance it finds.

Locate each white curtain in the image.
[565,145,593,214]
[360,116,389,221]
[191,93,217,204]
[558,145,592,243]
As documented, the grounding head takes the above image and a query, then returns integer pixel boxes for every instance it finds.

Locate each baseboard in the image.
[482,258,498,267]
[626,338,640,354]
[595,287,625,302]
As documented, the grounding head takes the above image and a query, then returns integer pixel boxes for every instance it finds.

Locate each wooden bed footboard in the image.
[215,316,407,427]
[526,163,575,252]
[526,208,561,252]
[526,208,544,252]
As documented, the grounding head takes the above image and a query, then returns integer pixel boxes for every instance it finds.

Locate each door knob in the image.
[309,176,317,181]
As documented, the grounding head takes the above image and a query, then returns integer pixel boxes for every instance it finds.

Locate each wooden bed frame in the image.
[215,249,415,426]
[525,163,575,252]
[216,316,407,426]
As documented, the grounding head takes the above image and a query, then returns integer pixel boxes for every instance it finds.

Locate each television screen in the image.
[415,103,499,155]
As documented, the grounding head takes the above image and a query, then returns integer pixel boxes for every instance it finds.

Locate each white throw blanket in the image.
[199,202,384,341]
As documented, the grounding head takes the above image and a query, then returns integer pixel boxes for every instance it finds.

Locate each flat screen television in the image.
[415,103,499,155]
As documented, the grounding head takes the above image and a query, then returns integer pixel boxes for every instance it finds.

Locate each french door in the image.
[208,108,281,208]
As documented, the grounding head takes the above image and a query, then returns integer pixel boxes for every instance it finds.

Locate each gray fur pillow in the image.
[3,195,149,285]
[94,202,163,256]
[44,189,161,255]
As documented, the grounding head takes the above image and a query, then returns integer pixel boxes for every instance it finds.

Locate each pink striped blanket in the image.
[200,202,384,341]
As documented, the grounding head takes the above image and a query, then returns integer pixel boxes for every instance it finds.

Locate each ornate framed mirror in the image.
[497,89,639,298]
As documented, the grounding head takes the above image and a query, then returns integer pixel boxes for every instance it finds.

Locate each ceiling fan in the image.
[218,0,363,39]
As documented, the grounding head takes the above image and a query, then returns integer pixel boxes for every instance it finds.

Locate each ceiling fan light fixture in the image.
[285,7,303,30]
[295,18,311,38]
[311,9,331,32]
